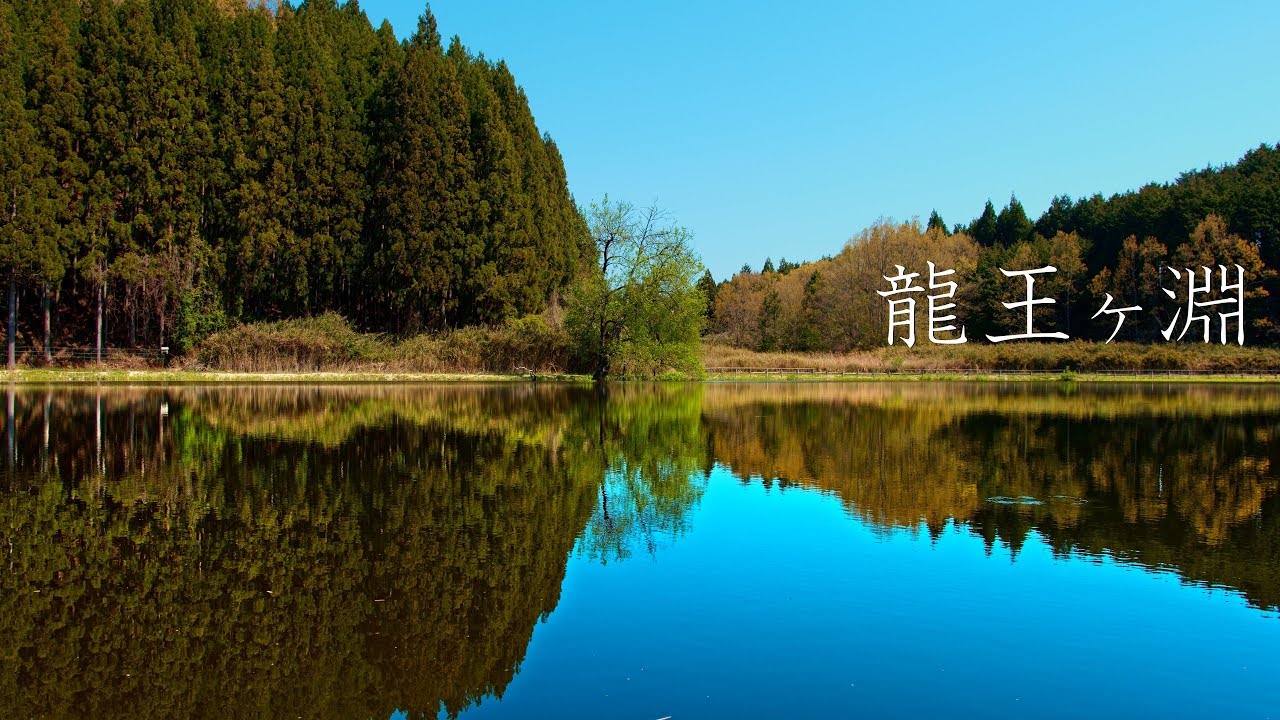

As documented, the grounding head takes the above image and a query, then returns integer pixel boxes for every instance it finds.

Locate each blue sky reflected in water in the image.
[447,470,1280,719]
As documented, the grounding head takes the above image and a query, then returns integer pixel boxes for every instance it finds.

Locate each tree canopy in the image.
[565,197,704,379]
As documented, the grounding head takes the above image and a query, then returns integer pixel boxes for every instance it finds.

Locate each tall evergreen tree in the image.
[369,10,476,331]
[799,270,824,350]
[970,200,998,247]
[927,209,949,235]
[487,59,588,313]
[273,0,369,317]
[1034,194,1074,239]
[448,38,535,323]
[695,269,717,329]
[994,194,1033,247]
[78,0,126,356]
[212,5,291,323]
[26,0,83,357]
[0,1,46,366]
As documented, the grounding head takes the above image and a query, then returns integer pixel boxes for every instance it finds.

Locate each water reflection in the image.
[702,383,1279,609]
[1,382,1277,718]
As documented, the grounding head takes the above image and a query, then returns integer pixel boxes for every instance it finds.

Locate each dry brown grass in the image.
[703,339,1280,373]
[193,313,576,374]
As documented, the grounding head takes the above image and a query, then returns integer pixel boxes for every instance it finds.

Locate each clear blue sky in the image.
[358,0,1280,280]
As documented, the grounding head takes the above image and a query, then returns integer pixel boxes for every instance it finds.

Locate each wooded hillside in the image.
[709,144,1280,351]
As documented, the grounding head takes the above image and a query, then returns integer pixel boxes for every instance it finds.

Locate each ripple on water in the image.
[985,495,1089,506]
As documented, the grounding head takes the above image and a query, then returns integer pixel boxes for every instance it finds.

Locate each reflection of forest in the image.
[701,383,1280,611]
[0,385,704,719]
[1,382,1277,717]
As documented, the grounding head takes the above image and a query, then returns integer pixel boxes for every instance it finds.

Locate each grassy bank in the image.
[6,316,1280,383]
[704,340,1280,374]
[0,369,594,384]
[193,313,576,374]
[7,367,1277,384]
[2,314,588,383]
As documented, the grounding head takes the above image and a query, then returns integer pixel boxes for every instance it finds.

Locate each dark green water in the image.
[2,382,1278,719]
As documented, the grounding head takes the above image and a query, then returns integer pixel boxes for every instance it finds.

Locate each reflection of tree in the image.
[572,384,709,562]
[702,383,1280,610]
[0,385,708,719]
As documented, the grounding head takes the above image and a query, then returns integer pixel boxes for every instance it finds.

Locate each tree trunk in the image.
[6,278,14,370]
[42,283,51,362]
[95,283,103,364]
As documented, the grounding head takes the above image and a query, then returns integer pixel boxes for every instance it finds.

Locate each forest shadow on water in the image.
[1,382,1278,719]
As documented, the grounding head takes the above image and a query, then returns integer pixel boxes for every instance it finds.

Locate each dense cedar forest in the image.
[1,0,589,354]
[708,143,1280,351]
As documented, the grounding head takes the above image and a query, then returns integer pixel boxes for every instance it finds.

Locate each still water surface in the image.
[2,382,1278,719]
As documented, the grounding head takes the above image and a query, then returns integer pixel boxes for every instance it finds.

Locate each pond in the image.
[2,382,1278,719]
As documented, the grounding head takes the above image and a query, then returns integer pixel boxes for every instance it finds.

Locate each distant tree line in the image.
[708,143,1280,350]
[1,0,590,361]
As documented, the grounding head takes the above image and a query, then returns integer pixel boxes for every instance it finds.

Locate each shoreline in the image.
[3,368,1280,384]
[0,369,588,385]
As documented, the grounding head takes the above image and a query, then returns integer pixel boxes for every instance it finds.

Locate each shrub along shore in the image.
[3,314,1280,382]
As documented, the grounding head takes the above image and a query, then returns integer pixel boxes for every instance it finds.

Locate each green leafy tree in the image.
[565,197,704,379]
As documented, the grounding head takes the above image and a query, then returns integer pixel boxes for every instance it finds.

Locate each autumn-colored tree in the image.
[1089,235,1169,341]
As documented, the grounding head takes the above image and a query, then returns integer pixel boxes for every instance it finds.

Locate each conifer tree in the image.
[448,39,534,323]
[927,209,949,235]
[487,59,589,314]
[79,0,125,356]
[369,10,476,331]
[995,194,1033,247]
[799,270,824,350]
[25,0,83,357]
[695,269,718,329]
[0,1,44,366]
[970,200,998,247]
[213,6,291,321]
